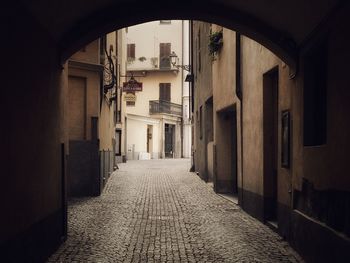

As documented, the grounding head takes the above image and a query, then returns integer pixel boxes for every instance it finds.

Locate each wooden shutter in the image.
[159,83,171,101]
[159,43,170,57]
[127,44,135,59]
[159,43,171,68]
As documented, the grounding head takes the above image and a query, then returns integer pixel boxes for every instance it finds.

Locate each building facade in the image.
[124,20,191,160]
[192,21,350,262]
[66,31,123,196]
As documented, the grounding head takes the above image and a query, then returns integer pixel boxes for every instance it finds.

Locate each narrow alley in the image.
[48,159,302,263]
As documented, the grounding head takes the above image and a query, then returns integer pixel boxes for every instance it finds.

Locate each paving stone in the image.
[47,159,303,263]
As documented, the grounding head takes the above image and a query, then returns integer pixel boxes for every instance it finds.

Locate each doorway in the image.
[216,107,238,195]
[231,110,238,194]
[165,124,175,158]
[147,125,153,156]
[263,67,279,226]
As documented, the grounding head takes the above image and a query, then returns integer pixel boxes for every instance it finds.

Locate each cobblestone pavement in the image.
[48,159,303,263]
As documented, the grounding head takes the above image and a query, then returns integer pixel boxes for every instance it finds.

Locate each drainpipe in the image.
[189,20,195,171]
[236,33,243,207]
[181,20,184,158]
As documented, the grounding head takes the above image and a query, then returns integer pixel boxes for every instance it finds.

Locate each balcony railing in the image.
[149,100,182,117]
[159,57,171,69]
[125,56,178,72]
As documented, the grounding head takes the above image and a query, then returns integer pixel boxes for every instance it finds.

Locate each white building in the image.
[124,20,191,160]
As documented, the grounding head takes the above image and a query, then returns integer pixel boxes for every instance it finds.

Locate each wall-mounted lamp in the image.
[169,51,191,72]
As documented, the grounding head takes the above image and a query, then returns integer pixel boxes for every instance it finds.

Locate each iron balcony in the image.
[149,100,182,117]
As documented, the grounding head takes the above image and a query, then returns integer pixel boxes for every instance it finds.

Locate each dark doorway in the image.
[216,107,238,195]
[165,124,175,158]
[231,110,238,194]
[263,67,279,226]
[205,97,214,182]
[147,125,153,155]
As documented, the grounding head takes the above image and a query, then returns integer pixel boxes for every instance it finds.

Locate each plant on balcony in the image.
[127,56,135,65]
[138,56,147,62]
[208,30,223,60]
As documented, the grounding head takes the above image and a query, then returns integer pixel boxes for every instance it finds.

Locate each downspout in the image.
[181,20,184,158]
[236,33,243,207]
[189,20,195,171]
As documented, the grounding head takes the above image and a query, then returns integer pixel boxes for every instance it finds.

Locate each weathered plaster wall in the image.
[241,35,294,225]
[192,21,213,180]
[242,37,279,194]
[70,40,100,64]
[99,32,117,152]
[68,67,100,141]
[212,26,237,112]
[212,26,241,191]
[126,116,160,159]
[0,5,66,261]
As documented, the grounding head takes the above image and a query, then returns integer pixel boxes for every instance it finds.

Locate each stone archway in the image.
[2,0,349,261]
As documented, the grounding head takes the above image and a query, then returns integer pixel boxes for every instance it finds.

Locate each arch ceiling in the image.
[20,0,344,67]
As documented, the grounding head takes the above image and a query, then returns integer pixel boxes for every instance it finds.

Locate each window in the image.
[126,101,135,106]
[159,83,171,101]
[127,44,135,60]
[160,20,171,24]
[303,39,328,146]
[159,43,171,69]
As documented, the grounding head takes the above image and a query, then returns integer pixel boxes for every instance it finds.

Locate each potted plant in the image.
[208,30,223,60]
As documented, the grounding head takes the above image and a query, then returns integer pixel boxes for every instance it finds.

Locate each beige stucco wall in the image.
[126,116,160,159]
[124,21,184,159]
[192,21,213,179]
[115,28,127,159]
[70,40,100,64]
[69,32,117,154]
[212,25,242,190]
[99,32,117,152]
[126,20,183,70]
[212,26,237,112]
[124,72,182,116]
[99,96,115,151]
[68,67,100,141]
[193,22,294,204]
[241,36,293,206]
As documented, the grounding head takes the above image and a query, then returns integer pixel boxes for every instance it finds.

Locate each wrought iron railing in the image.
[149,100,182,116]
[159,57,171,69]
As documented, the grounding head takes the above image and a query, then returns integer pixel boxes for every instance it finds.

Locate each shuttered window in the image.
[127,44,135,59]
[159,83,171,101]
[159,43,171,57]
[159,43,171,68]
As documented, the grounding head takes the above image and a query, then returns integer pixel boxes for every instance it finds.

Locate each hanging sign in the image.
[124,93,136,102]
[123,77,143,92]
